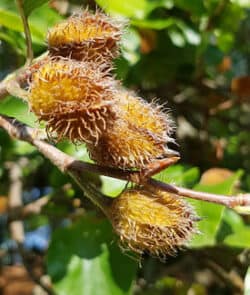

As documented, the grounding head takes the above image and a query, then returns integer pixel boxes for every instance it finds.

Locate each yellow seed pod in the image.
[47,9,124,62]
[87,91,175,169]
[28,57,116,143]
[116,91,173,139]
[108,187,198,259]
[87,119,168,169]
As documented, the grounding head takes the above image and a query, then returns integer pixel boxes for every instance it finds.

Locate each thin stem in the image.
[148,179,250,208]
[16,0,34,65]
[7,160,54,295]
[69,171,111,216]
[0,68,28,100]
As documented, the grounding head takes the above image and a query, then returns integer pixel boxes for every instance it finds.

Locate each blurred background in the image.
[0,0,250,294]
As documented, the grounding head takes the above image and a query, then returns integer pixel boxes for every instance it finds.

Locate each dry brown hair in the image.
[28,57,117,143]
[108,187,198,259]
[87,91,175,169]
[47,9,124,62]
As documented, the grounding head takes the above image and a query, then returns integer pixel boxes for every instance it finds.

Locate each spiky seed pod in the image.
[87,91,175,169]
[87,119,168,169]
[47,9,124,62]
[108,187,198,259]
[28,57,117,143]
[115,91,173,139]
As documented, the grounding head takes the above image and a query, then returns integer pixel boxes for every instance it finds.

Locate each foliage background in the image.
[0,0,250,294]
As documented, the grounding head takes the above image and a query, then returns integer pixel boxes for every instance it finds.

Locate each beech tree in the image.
[0,1,250,294]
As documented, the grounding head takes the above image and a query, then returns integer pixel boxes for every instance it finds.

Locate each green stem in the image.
[68,171,111,217]
[16,0,34,66]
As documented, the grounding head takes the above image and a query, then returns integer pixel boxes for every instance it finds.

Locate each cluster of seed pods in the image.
[27,9,198,258]
[28,9,177,171]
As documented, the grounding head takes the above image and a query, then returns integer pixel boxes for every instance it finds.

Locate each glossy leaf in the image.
[47,216,137,295]
[154,165,200,187]
[0,96,37,127]
[101,176,127,197]
[0,4,61,46]
[0,9,44,41]
[96,0,151,19]
[131,18,176,30]
[190,171,242,247]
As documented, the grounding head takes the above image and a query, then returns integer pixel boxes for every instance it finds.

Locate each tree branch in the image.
[0,114,250,210]
[6,159,55,295]
[204,259,244,292]
[7,196,49,222]
[7,161,25,243]
[0,68,29,100]
[0,52,48,101]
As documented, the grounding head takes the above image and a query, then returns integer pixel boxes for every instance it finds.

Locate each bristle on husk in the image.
[28,57,117,143]
[87,91,175,169]
[47,9,124,62]
[108,187,198,260]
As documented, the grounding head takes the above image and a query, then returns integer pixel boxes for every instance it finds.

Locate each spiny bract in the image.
[108,187,198,259]
[47,9,124,62]
[87,91,175,169]
[28,57,117,143]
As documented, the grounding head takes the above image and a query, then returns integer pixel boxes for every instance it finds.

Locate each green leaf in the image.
[223,229,250,248]
[0,30,25,55]
[96,0,158,19]
[0,96,37,127]
[245,267,250,295]
[217,209,250,248]
[0,9,44,41]
[190,171,242,248]
[23,0,49,16]
[174,0,206,16]
[101,176,127,197]
[47,216,137,295]
[121,28,140,65]
[0,4,61,46]
[232,0,250,8]
[14,141,36,155]
[154,165,200,187]
[131,18,175,30]
[168,29,186,47]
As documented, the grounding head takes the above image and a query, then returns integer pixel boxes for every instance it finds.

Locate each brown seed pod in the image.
[28,57,117,143]
[47,9,124,62]
[108,187,198,259]
[87,91,175,169]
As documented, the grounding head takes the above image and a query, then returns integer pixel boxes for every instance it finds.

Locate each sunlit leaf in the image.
[96,0,151,19]
[0,4,61,45]
[0,9,44,41]
[0,96,37,127]
[101,176,127,197]
[190,171,242,247]
[216,208,250,247]
[154,165,200,187]
[132,18,176,30]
